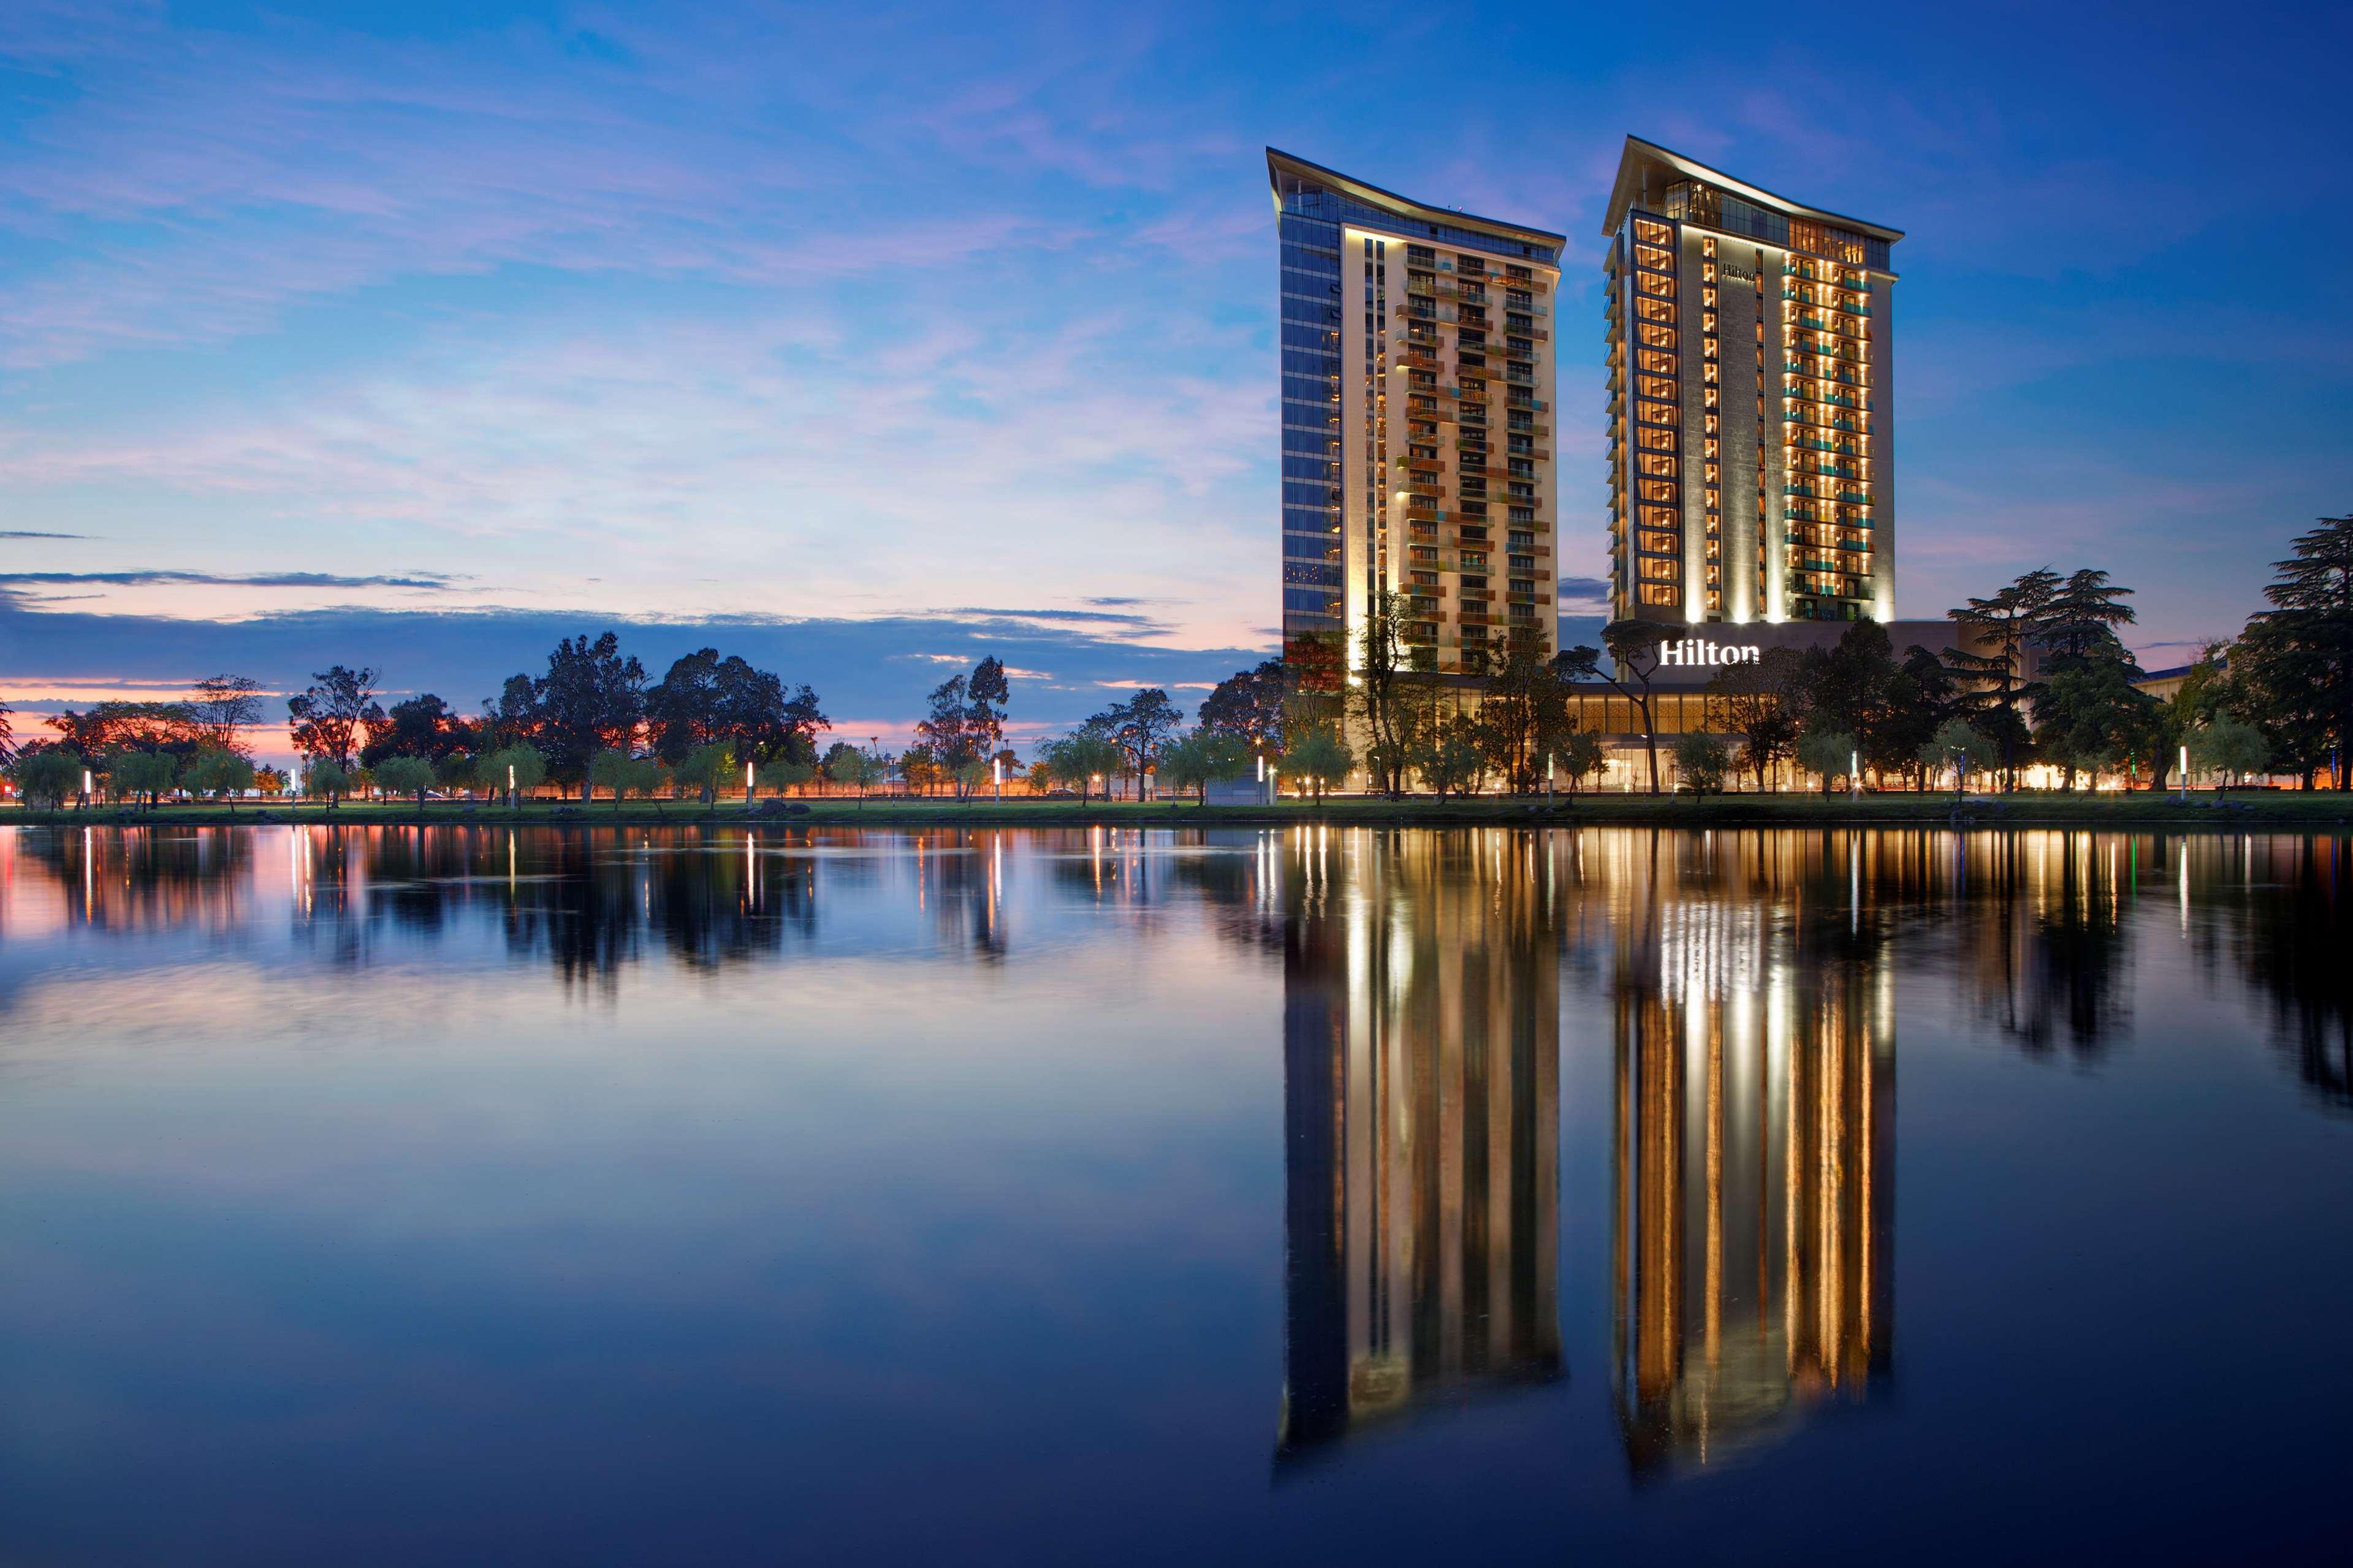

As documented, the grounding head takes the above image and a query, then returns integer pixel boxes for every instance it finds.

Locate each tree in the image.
[828,745,883,804]
[1158,729,1253,805]
[1197,657,1285,757]
[917,676,977,786]
[373,755,436,813]
[1947,569,2059,790]
[2240,515,2353,790]
[189,675,268,755]
[1351,592,1415,798]
[1475,626,1573,793]
[1920,718,1996,801]
[1558,620,1670,793]
[1092,691,1182,797]
[48,701,199,760]
[2191,718,2270,793]
[1415,712,1488,799]
[644,648,820,768]
[479,744,547,807]
[587,748,639,803]
[112,749,180,808]
[1796,729,1857,795]
[1882,646,1956,789]
[287,667,385,770]
[966,657,1011,759]
[361,694,471,768]
[620,755,668,808]
[1285,728,1353,800]
[1705,647,1808,790]
[1556,729,1607,792]
[519,634,647,798]
[2034,569,2138,664]
[1806,620,1900,775]
[435,751,481,797]
[671,742,736,808]
[7,749,82,809]
[1673,733,1730,795]
[0,698,12,765]
[182,748,256,811]
[951,757,990,800]
[1040,730,1123,802]
[306,758,354,809]
[2035,649,2162,790]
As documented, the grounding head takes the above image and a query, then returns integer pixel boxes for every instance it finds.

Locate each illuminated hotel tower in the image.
[1277,830,1564,1463]
[1602,137,1903,626]
[1269,150,1567,673]
[1609,860,1894,1476]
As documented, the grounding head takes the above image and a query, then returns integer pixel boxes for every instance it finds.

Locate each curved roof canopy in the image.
[1602,135,1903,246]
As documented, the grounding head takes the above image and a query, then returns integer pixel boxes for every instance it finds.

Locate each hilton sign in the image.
[1658,638,1760,667]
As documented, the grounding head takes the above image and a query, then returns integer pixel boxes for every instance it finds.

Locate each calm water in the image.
[1,824,2349,1564]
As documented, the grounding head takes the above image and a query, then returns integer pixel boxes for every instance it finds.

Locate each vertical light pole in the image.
[507,762,516,810]
[1546,752,1555,803]
[1850,748,1860,800]
[2178,743,2190,803]
[1258,752,1268,806]
[82,768,93,809]
[745,760,755,803]
[992,755,1003,801]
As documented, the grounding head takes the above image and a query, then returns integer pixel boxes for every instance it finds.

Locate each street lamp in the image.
[745,760,755,801]
[2178,743,2190,803]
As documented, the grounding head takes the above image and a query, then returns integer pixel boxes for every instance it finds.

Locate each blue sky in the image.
[2,0,2346,755]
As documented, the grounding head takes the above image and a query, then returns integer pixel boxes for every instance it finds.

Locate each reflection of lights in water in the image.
[1616,854,1891,1481]
[1277,831,1563,1468]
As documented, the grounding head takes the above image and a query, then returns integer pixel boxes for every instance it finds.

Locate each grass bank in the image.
[7,792,2350,830]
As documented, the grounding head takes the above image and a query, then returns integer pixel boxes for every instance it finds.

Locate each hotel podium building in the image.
[1602,137,1903,626]
[1270,150,1567,673]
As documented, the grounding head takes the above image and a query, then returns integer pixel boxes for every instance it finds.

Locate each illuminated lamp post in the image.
[745,760,755,803]
[2178,743,2190,803]
[507,762,516,810]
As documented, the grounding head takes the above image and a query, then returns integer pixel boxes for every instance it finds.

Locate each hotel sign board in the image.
[1658,638,1760,668]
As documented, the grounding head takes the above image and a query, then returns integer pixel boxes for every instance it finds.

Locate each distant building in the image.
[1269,149,1567,675]
[1602,137,1903,627]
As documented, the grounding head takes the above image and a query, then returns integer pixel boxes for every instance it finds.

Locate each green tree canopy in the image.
[182,748,257,809]
[286,666,384,769]
[1284,728,1354,799]
[1795,729,1858,794]
[1673,733,1731,795]
[373,755,436,811]
[7,749,83,809]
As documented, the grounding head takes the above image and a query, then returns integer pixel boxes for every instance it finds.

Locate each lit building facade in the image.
[1602,137,1903,626]
[1270,150,1567,673]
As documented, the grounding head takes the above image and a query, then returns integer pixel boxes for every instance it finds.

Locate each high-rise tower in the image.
[1602,138,1902,626]
[1269,150,1566,673]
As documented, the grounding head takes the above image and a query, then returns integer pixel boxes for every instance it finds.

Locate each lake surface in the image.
[1,822,2349,1564]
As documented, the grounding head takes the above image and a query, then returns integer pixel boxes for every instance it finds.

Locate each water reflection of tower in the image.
[1277,830,1563,1468]
[1611,860,1893,1479]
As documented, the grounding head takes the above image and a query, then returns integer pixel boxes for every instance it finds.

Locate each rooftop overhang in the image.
[1266,146,1566,261]
[1601,135,1904,248]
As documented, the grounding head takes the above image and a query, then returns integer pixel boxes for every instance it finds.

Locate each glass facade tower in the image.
[1602,137,1902,626]
[1269,150,1567,675]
